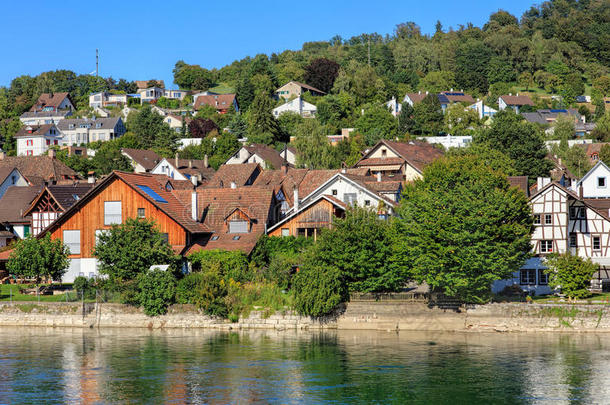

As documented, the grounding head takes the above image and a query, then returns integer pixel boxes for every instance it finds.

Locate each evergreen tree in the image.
[397,102,415,136]
[247,92,281,145]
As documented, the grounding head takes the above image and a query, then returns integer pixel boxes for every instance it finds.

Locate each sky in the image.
[1,0,537,88]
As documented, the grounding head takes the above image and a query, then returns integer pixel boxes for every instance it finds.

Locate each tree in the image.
[129,104,178,151]
[391,155,533,302]
[593,75,610,97]
[397,102,415,136]
[94,218,178,283]
[599,144,610,165]
[8,234,70,283]
[419,71,456,94]
[90,142,132,175]
[413,94,444,136]
[592,112,610,141]
[303,58,340,93]
[355,105,398,146]
[189,118,219,138]
[228,114,248,139]
[443,103,480,135]
[446,143,517,176]
[247,92,282,144]
[137,269,177,316]
[550,114,575,141]
[563,145,591,178]
[293,119,334,169]
[475,110,551,178]
[172,61,213,90]
[455,40,492,93]
[544,253,598,299]
[518,72,534,91]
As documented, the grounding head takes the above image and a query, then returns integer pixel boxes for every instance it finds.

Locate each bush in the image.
[251,235,313,267]
[188,249,251,283]
[225,281,291,318]
[292,264,348,317]
[544,253,598,299]
[136,270,177,316]
[263,254,299,290]
[73,276,96,300]
[177,264,229,317]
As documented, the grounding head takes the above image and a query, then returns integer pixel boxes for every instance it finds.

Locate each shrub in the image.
[250,235,313,267]
[73,276,96,300]
[8,234,70,283]
[177,263,229,317]
[136,269,177,316]
[544,253,598,299]
[263,253,299,290]
[225,281,291,318]
[188,249,251,283]
[292,263,348,317]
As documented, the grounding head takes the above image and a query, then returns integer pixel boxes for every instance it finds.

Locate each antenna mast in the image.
[96,49,99,77]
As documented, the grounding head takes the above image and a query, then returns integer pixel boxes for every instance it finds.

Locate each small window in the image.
[599,177,607,188]
[533,214,541,225]
[281,228,290,237]
[332,189,337,196]
[137,208,145,218]
[160,233,169,244]
[381,149,387,157]
[364,200,371,206]
[593,236,601,251]
[544,214,552,225]
[569,207,577,219]
[104,201,122,225]
[540,240,553,253]
[232,235,240,240]
[343,193,357,205]
[11,175,16,185]
[211,235,219,241]
[569,233,577,248]
[229,220,248,234]
[538,270,549,285]
[520,269,536,285]
[63,230,81,254]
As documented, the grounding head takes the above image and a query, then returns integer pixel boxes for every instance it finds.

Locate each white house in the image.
[15,124,63,156]
[386,97,401,117]
[163,89,186,100]
[576,161,610,199]
[225,144,289,169]
[164,114,189,132]
[498,94,534,114]
[0,167,28,200]
[19,110,72,126]
[468,100,497,119]
[272,97,317,118]
[139,87,164,104]
[89,92,128,108]
[418,135,472,149]
[57,117,126,145]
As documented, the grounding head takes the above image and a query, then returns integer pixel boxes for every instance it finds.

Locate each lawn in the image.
[208,83,235,94]
[532,292,610,305]
[0,284,82,302]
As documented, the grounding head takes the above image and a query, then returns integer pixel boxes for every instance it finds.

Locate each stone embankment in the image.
[2,300,610,332]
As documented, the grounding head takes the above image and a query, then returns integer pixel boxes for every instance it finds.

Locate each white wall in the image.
[151,159,188,180]
[0,169,28,200]
[579,164,610,198]
[62,258,99,283]
[302,175,387,211]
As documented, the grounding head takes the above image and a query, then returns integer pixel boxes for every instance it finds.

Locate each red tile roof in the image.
[29,92,72,112]
[193,94,237,111]
[507,176,529,196]
[284,81,326,95]
[404,93,427,104]
[356,140,444,173]
[242,144,288,169]
[0,156,80,184]
[206,163,261,188]
[14,124,56,137]
[500,95,534,106]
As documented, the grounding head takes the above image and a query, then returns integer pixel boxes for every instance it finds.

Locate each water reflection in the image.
[0,328,607,403]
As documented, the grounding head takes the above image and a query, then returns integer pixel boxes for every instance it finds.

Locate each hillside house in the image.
[57,117,126,145]
[151,155,215,184]
[275,81,325,100]
[19,111,72,126]
[193,94,238,114]
[273,97,317,118]
[120,149,161,173]
[15,124,62,156]
[498,94,534,114]
[29,92,74,113]
[88,92,128,108]
[225,144,291,170]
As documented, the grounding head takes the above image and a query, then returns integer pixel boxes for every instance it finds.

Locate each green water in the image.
[0,328,608,404]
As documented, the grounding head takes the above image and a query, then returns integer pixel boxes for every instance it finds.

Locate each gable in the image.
[364,143,402,159]
[578,162,610,198]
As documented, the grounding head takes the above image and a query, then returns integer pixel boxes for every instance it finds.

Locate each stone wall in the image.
[2,300,610,332]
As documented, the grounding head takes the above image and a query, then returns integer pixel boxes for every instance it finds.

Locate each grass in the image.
[226,281,293,319]
[532,292,610,304]
[0,284,94,303]
[208,83,234,94]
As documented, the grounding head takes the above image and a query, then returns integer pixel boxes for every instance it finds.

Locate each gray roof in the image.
[522,109,581,125]
[57,117,121,131]
[20,111,71,118]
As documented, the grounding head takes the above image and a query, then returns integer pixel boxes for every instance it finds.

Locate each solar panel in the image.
[136,184,168,203]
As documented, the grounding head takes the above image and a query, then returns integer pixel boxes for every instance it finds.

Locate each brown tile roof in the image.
[29,92,72,112]
[499,95,534,106]
[404,93,427,104]
[182,187,275,255]
[507,176,529,196]
[362,179,403,193]
[207,163,261,188]
[440,91,475,104]
[577,143,610,158]
[23,184,95,217]
[0,186,40,223]
[356,157,406,166]
[359,140,444,173]
[243,144,287,169]
[121,148,161,171]
[193,94,237,111]
[0,156,80,184]
[173,158,215,181]
[135,80,165,90]
[14,124,56,137]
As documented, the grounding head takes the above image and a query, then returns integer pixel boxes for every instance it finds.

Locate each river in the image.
[0,328,608,403]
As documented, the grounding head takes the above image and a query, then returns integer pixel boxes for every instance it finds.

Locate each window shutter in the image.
[104,201,122,225]
[63,230,81,254]
[229,220,248,234]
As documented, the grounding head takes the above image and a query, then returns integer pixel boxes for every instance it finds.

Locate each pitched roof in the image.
[440,91,475,104]
[243,144,287,169]
[20,111,71,119]
[499,95,534,106]
[357,140,444,173]
[577,143,610,157]
[121,148,161,171]
[0,167,23,186]
[135,80,165,90]
[193,94,237,111]
[56,117,121,131]
[507,176,529,196]
[23,183,95,217]
[282,81,326,95]
[182,187,275,255]
[29,92,72,112]
[0,186,40,223]
[404,93,427,103]
[0,156,80,184]
[267,193,346,234]
[206,163,261,188]
[14,124,56,137]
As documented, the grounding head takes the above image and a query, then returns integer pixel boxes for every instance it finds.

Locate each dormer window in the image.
[228,220,248,234]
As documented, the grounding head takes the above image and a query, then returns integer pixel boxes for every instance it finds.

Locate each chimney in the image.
[191,191,198,221]
[341,167,346,174]
[191,175,198,187]
[175,152,179,168]
[230,181,237,189]
[293,186,299,212]
[87,172,95,184]
[188,160,192,168]
[377,172,382,182]
[579,183,584,199]
[0,151,5,160]
[48,149,55,159]
[203,154,209,168]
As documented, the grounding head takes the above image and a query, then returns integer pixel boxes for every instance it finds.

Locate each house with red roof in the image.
[29,92,74,113]
[193,94,238,114]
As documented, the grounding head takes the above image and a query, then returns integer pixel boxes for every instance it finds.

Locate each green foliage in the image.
[443,103,480,136]
[293,119,335,168]
[397,102,415,136]
[247,92,282,144]
[413,94,444,136]
[8,234,70,283]
[292,263,347,317]
[544,253,598,299]
[250,235,313,267]
[355,105,398,146]
[129,104,179,152]
[455,40,492,93]
[188,249,251,283]
[475,110,551,178]
[94,218,178,283]
[446,143,517,176]
[599,144,610,166]
[73,276,96,300]
[137,269,177,316]
[392,155,533,302]
[173,60,214,90]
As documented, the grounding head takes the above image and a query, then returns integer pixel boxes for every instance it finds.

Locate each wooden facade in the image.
[268,198,344,239]
[49,179,187,259]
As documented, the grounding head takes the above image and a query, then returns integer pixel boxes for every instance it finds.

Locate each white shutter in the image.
[229,220,248,234]
[104,201,122,225]
[63,230,81,254]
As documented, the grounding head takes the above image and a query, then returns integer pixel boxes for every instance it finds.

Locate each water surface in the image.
[0,327,608,404]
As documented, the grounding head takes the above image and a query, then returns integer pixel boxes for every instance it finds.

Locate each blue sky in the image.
[1,0,536,88]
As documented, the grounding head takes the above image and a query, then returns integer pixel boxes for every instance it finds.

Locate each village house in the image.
[386,97,402,117]
[498,94,534,114]
[120,148,162,173]
[135,80,166,93]
[193,94,238,114]
[164,113,191,132]
[138,86,164,104]
[0,186,40,243]
[272,97,317,118]
[275,81,325,100]
[354,139,444,182]
[151,155,215,184]
[576,143,610,165]
[57,117,126,145]
[225,144,293,169]
[29,92,74,113]
[206,163,262,188]
[418,135,472,149]
[522,109,582,126]
[15,124,62,156]
[88,91,128,108]
[19,110,72,126]
[468,99,497,119]
[403,92,428,107]
[0,154,80,185]
[0,167,29,200]
[403,91,474,113]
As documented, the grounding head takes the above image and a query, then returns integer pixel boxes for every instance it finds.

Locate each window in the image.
[364,200,371,206]
[571,206,586,219]
[533,214,541,225]
[63,230,80,254]
[544,214,552,225]
[232,235,240,240]
[381,149,387,157]
[540,240,553,253]
[229,220,248,234]
[593,236,601,251]
[332,189,337,196]
[160,233,169,244]
[599,177,607,188]
[343,193,357,206]
[569,233,577,248]
[520,269,536,285]
[281,228,290,237]
[538,270,549,285]
[11,175,16,185]
[104,201,122,225]
[137,208,145,218]
[46,139,50,146]
[211,235,219,241]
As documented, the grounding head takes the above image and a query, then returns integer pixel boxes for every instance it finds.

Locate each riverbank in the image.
[3,300,610,332]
